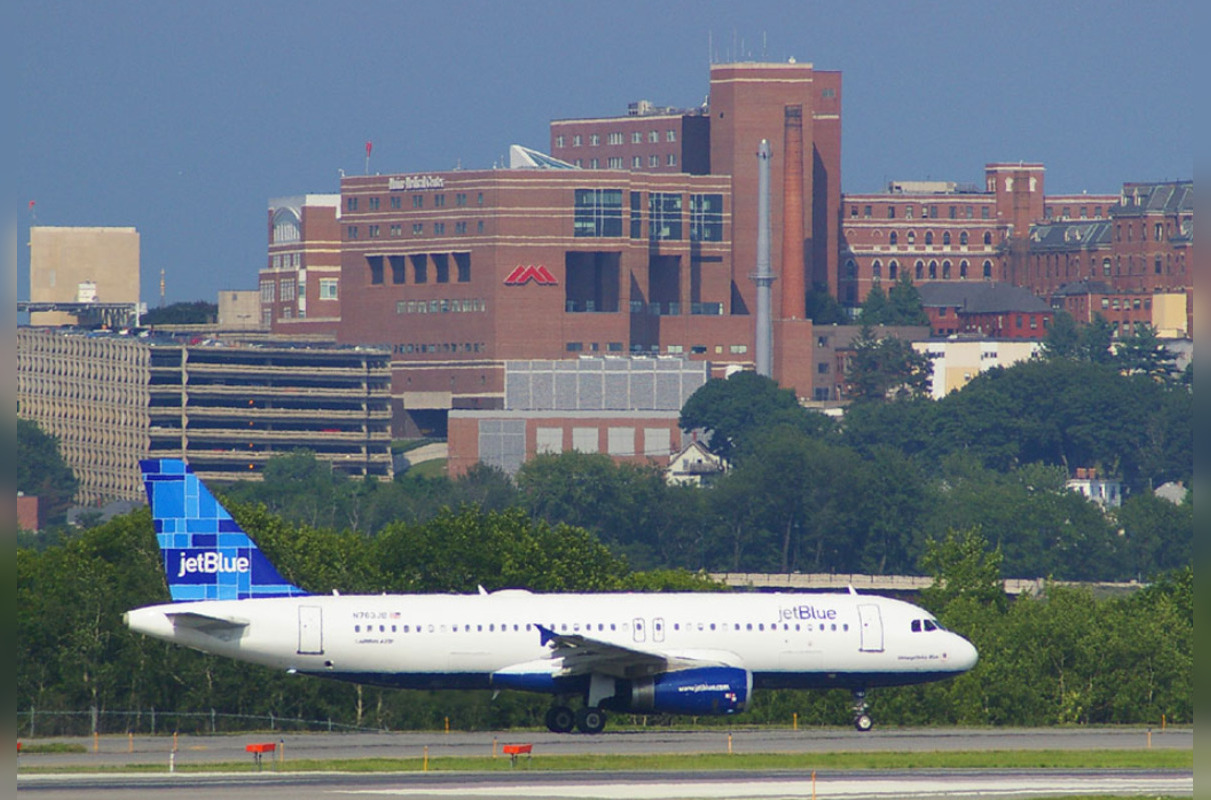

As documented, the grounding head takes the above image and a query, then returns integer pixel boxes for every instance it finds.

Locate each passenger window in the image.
[355,625,360,633]
[911,620,921,633]
[746,623,753,631]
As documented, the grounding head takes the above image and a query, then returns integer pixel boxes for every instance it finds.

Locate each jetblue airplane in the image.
[125,459,977,733]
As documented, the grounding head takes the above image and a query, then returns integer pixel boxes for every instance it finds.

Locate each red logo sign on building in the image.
[504,265,558,286]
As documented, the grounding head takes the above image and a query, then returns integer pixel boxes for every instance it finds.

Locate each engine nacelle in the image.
[613,667,752,716]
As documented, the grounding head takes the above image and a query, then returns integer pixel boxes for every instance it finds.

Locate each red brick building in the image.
[918,282,1053,339]
[260,194,343,336]
[333,61,844,432]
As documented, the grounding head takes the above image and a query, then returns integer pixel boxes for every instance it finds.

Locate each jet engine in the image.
[611,667,752,716]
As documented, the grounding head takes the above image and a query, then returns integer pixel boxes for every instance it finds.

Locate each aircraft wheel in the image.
[545,705,576,733]
[854,713,874,732]
[574,706,607,734]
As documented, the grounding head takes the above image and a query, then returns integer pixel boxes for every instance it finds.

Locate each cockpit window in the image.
[911,620,921,633]
[923,619,938,632]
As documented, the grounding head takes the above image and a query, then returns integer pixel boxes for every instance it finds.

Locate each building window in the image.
[260,281,275,302]
[630,192,642,239]
[391,196,401,209]
[608,132,623,145]
[280,280,296,301]
[981,206,990,219]
[566,342,584,352]
[412,223,423,236]
[907,231,916,245]
[555,135,565,148]
[572,134,581,146]
[590,158,599,169]
[477,220,484,234]
[573,188,624,237]
[455,221,467,235]
[390,224,402,237]
[367,256,384,285]
[984,231,992,245]
[649,192,683,240]
[632,155,642,168]
[872,260,882,279]
[960,231,969,246]
[667,153,677,166]
[983,260,993,278]
[666,129,677,142]
[589,134,600,146]
[649,154,660,167]
[434,222,445,235]
[347,197,358,211]
[456,193,467,206]
[319,278,338,300]
[368,197,379,210]
[368,224,380,238]
[631,131,642,144]
[347,225,358,240]
[648,130,659,143]
[689,194,723,242]
[889,231,898,246]
[925,231,934,245]
[608,156,623,169]
[943,231,951,245]
[455,252,471,282]
[863,205,872,218]
[434,194,446,208]
[413,195,424,209]
[888,206,896,219]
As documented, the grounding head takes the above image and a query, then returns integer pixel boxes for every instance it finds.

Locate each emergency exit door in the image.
[298,605,324,655]
[857,604,884,652]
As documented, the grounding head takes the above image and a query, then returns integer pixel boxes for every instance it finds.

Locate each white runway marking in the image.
[338,773,1193,799]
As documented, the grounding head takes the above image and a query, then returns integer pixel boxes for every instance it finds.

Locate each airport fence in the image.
[16,706,388,738]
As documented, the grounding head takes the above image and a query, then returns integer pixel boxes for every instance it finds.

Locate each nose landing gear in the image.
[852,689,873,732]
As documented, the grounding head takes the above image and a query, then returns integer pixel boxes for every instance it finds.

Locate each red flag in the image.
[365,141,373,157]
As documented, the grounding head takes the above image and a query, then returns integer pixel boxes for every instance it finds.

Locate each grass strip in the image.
[18,748,1192,774]
[17,743,88,755]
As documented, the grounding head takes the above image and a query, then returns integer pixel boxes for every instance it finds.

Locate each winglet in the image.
[140,459,307,602]
[535,623,558,647]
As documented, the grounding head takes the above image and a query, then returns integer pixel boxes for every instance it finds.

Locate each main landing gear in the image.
[851,688,873,732]
[544,704,607,734]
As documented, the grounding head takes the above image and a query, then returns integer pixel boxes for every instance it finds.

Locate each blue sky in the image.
[15,1,1193,305]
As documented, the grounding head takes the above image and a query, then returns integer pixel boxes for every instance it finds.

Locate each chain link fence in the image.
[17,707,386,738]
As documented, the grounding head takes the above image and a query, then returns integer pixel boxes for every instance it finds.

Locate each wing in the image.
[534,624,736,679]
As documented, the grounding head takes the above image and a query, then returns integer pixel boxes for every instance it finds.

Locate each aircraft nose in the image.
[952,635,979,671]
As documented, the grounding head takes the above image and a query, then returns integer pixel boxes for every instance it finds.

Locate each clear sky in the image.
[15,1,1193,305]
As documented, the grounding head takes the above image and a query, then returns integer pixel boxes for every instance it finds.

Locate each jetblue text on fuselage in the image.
[176,551,250,579]
[779,605,838,623]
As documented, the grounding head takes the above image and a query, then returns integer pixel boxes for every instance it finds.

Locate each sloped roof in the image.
[1052,279,1114,297]
[1112,181,1193,216]
[1028,219,1113,251]
[918,281,1050,313]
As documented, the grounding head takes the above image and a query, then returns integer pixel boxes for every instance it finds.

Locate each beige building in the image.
[29,226,140,325]
[18,327,393,505]
[1151,291,1190,339]
[913,338,1042,400]
[217,290,265,331]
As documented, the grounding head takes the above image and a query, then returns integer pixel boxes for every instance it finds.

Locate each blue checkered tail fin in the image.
[140,459,307,602]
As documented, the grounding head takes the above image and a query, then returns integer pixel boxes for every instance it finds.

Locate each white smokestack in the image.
[754,139,774,377]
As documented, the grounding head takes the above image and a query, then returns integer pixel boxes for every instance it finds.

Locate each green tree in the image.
[679,370,832,461]
[1114,322,1177,381]
[855,283,890,325]
[804,282,849,324]
[17,418,78,525]
[141,300,217,325]
[886,275,931,325]
[1079,313,1116,363]
[1041,309,1081,360]
[844,326,934,402]
[1114,491,1193,579]
[917,526,1007,614]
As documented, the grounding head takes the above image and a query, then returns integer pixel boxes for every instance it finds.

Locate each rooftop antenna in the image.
[159,268,166,307]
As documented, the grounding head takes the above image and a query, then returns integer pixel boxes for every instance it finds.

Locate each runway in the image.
[17,728,1193,798]
[16,768,1194,799]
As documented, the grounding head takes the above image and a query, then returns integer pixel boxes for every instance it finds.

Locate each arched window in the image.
[982,260,993,278]
[872,260,882,280]
[943,231,951,245]
[889,231,898,246]
[960,231,969,246]
[915,261,925,280]
[959,260,969,279]
[845,259,857,277]
[925,231,934,245]
[928,260,938,279]
[983,231,993,246]
[889,260,899,280]
[942,260,951,279]
[272,207,301,244]
[907,231,916,245]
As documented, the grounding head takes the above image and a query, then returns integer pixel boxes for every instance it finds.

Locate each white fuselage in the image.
[126,590,977,692]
